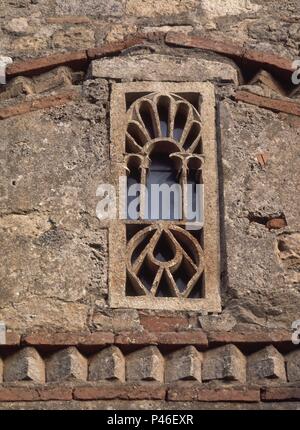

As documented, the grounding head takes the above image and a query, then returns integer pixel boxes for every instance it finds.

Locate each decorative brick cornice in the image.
[0,332,298,404]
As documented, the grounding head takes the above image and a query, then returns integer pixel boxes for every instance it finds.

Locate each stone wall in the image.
[0,0,300,409]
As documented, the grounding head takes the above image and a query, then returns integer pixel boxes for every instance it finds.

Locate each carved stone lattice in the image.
[123,92,205,298]
[109,82,221,312]
[127,225,204,298]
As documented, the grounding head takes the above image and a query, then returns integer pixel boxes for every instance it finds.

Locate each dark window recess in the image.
[146,153,181,220]
[127,165,141,220]
[187,168,202,223]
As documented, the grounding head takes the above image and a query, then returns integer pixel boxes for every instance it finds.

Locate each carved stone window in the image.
[109,82,221,312]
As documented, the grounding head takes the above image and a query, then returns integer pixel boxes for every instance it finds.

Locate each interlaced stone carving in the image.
[126,92,202,154]
[126,224,204,297]
[124,92,205,298]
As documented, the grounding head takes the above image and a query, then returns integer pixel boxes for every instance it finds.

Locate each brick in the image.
[168,385,260,402]
[74,383,166,401]
[165,33,294,80]
[202,344,246,383]
[262,387,300,401]
[0,386,72,402]
[165,346,202,383]
[115,330,208,348]
[114,331,157,346]
[256,153,269,167]
[165,32,244,58]
[235,90,300,117]
[46,347,87,382]
[247,346,286,382]
[89,346,125,382]
[0,387,40,402]
[4,347,45,383]
[0,332,20,346]
[208,329,291,347]
[126,346,164,382]
[6,51,88,78]
[286,350,300,382]
[0,89,79,120]
[37,387,73,401]
[266,218,287,230]
[139,315,189,332]
[156,331,208,347]
[87,37,146,60]
[23,331,114,347]
[243,49,294,74]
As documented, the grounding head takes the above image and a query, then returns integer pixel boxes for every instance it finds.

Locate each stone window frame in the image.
[109,81,221,312]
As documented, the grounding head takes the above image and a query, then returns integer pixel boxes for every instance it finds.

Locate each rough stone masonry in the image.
[0,0,300,410]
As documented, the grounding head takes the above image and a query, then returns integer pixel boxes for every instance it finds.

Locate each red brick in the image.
[165,32,294,81]
[156,331,208,348]
[266,218,287,230]
[168,385,260,402]
[73,384,166,401]
[0,386,72,402]
[165,32,244,58]
[87,37,146,60]
[0,89,79,120]
[115,331,208,348]
[256,153,269,167]
[208,329,291,347]
[235,90,300,117]
[262,387,300,401]
[139,315,189,332]
[3,332,20,346]
[243,49,294,74]
[0,387,39,402]
[23,331,114,347]
[6,51,88,78]
[37,387,73,401]
[115,331,157,345]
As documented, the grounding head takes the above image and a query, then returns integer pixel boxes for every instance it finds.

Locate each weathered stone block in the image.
[91,55,239,84]
[126,0,197,17]
[4,347,45,383]
[247,345,286,381]
[0,77,34,101]
[126,346,164,382]
[46,347,87,382]
[202,344,246,383]
[89,346,125,382]
[55,0,124,17]
[286,350,300,382]
[201,0,261,18]
[165,346,202,382]
[52,27,95,50]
